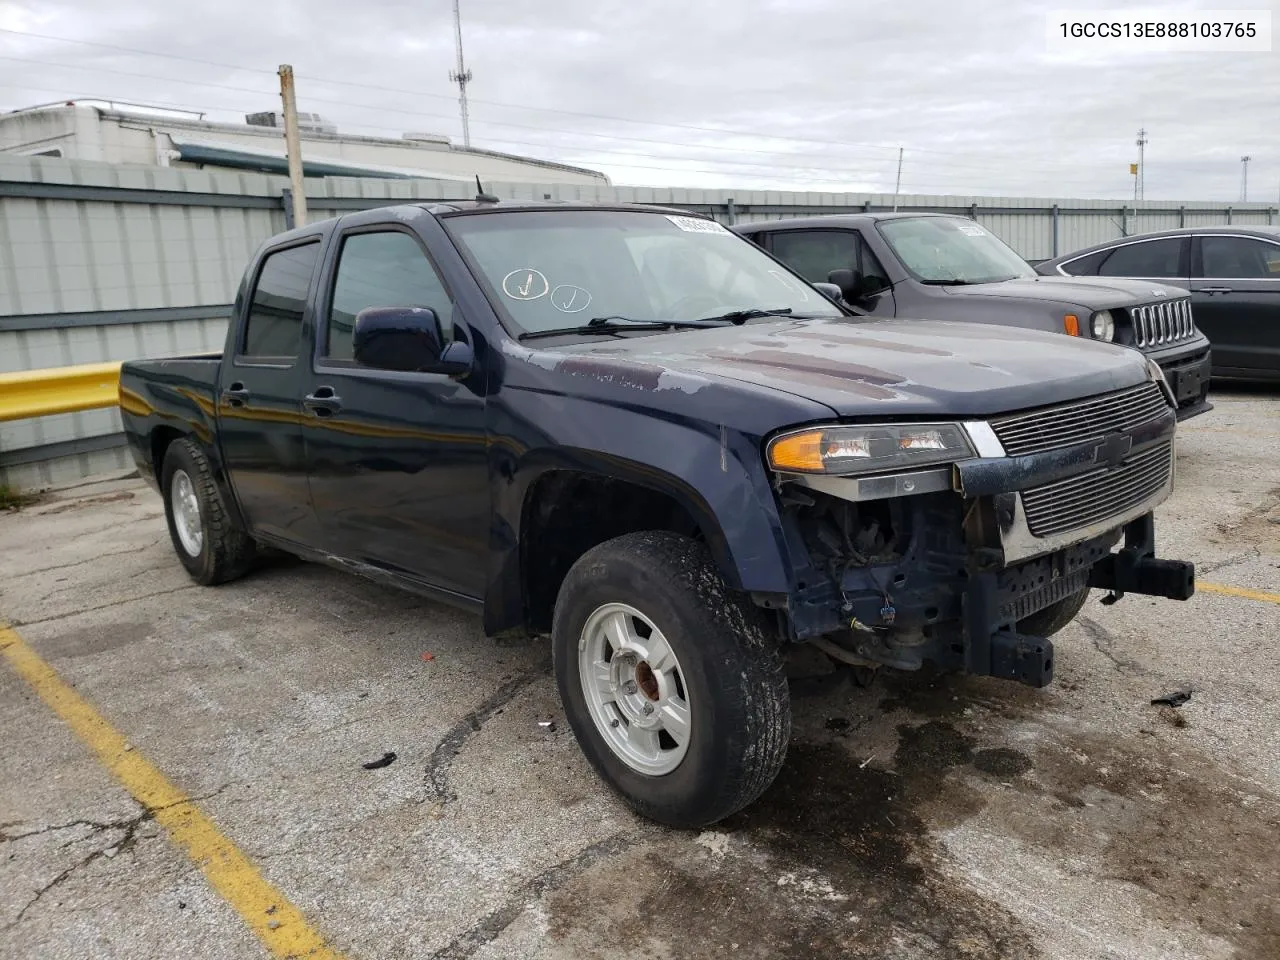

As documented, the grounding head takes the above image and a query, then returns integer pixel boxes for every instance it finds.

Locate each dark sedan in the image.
[1036,226,1280,381]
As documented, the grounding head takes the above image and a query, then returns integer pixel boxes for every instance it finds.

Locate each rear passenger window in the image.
[327,231,454,361]
[1097,238,1184,278]
[242,242,319,358]
[1058,250,1109,276]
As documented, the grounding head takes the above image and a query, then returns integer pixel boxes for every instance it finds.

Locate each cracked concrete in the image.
[1075,615,1146,675]
[1,386,1277,960]
[424,670,551,805]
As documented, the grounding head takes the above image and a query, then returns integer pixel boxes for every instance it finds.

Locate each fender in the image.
[482,418,799,637]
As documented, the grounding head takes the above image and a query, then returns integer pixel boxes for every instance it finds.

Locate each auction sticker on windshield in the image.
[666,215,732,235]
[955,221,987,236]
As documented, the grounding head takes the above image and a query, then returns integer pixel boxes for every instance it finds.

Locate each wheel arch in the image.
[482,445,793,638]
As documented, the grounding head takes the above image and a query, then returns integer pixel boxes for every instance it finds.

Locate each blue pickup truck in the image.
[119,200,1195,826]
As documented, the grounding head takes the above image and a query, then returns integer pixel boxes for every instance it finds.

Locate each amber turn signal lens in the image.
[767,430,825,473]
[1063,314,1081,336]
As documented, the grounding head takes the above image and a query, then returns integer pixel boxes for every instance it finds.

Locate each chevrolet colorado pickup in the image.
[119,201,1195,827]
[736,213,1214,419]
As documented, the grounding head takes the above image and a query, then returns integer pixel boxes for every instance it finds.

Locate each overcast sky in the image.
[0,0,1276,201]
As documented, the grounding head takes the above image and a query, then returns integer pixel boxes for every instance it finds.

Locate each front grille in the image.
[1021,441,1173,537]
[1128,298,1194,348]
[990,382,1170,457]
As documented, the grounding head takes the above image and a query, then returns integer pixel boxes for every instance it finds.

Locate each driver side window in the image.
[768,231,859,284]
[327,231,454,362]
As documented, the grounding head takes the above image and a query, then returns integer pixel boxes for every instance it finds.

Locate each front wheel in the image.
[553,531,790,828]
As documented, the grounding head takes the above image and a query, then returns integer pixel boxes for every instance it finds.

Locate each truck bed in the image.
[119,353,223,487]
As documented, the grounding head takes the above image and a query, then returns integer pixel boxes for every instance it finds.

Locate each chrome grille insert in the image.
[1021,441,1173,537]
[989,382,1170,457]
[1130,298,1194,348]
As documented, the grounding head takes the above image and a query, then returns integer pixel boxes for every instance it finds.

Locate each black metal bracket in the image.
[1089,514,1195,603]
[962,572,1054,687]
[991,631,1054,688]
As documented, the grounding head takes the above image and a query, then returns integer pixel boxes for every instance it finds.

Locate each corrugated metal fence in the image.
[2,153,1277,488]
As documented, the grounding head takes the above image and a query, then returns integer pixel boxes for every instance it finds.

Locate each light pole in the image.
[1135,128,1148,201]
[449,0,474,148]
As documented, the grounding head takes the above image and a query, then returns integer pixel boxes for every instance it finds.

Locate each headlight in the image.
[767,423,975,475]
[1091,310,1115,341]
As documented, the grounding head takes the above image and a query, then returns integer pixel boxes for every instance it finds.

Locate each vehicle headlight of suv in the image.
[1091,310,1115,341]
[767,423,975,475]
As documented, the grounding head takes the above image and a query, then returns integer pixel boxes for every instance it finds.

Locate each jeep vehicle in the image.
[736,213,1214,419]
[119,201,1195,828]
[1036,225,1280,382]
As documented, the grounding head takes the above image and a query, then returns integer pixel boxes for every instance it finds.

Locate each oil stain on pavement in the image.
[534,669,1280,960]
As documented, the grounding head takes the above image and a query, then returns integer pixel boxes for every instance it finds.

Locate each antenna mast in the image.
[449,0,473,148]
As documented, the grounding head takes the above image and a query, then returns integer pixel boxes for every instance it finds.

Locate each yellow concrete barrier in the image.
[0,361,122,422]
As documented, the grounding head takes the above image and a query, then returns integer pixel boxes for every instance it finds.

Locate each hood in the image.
[535,317,1152,419]
[941,276,1190,310]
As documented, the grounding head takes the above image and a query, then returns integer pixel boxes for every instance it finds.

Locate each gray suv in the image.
[736,213,1213,419]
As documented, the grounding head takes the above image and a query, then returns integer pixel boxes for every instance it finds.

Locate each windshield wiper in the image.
[517,316,724,341]
[697,307,794,324]
[920,277,1016,286]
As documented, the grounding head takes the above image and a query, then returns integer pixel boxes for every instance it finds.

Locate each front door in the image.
[1191,234,1280,377]
[302,225,489,600]
[217,238,323,546]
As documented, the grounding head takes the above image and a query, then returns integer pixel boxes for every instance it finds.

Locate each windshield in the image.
[878,217,1035,284]
[443,209,842,336]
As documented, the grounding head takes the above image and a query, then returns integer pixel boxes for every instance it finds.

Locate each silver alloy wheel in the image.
[171,469,203,557]
[578,602,692,776]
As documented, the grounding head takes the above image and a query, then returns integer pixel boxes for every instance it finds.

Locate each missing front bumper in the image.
[962,512,1193,687]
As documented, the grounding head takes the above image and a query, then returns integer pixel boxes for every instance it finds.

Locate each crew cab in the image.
[119,201,1195,828]
[736,213,1214,419]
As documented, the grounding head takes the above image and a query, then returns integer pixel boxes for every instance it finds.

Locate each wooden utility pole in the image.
[278,64,307,227]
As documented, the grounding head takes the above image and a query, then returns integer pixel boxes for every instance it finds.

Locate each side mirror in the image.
[812,282,843,303]
[352,307,472,376]
[827,268,865,301]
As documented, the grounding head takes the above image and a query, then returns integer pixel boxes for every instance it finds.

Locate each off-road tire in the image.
[553,531,790,828]
[1018,586,1091,638]
[160,438,256,585]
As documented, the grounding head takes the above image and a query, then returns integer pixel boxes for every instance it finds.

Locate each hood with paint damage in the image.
[522,317,1151,420]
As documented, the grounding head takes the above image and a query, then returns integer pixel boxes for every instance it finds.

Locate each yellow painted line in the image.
[0,625,345,960]
[1199,581,1280,605]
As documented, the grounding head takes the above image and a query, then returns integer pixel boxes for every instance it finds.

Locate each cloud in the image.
[0,0,1275,201]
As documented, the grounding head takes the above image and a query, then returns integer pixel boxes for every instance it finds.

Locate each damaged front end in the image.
[761,379,1195,688]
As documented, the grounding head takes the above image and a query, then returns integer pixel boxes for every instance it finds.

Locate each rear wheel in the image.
[160,438,255,585]
[553,531,790,828]
[1018,586,1091,638]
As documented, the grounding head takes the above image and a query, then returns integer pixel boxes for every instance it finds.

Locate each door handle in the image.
[220,382,249,407]
[1198,286,1233,294]
[303,386,343,417]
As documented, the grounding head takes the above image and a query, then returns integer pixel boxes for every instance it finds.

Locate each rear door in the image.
[760,229,896,315]
[1190,234,1280,376]
[217,238,323,546]
[302,221,489,600]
